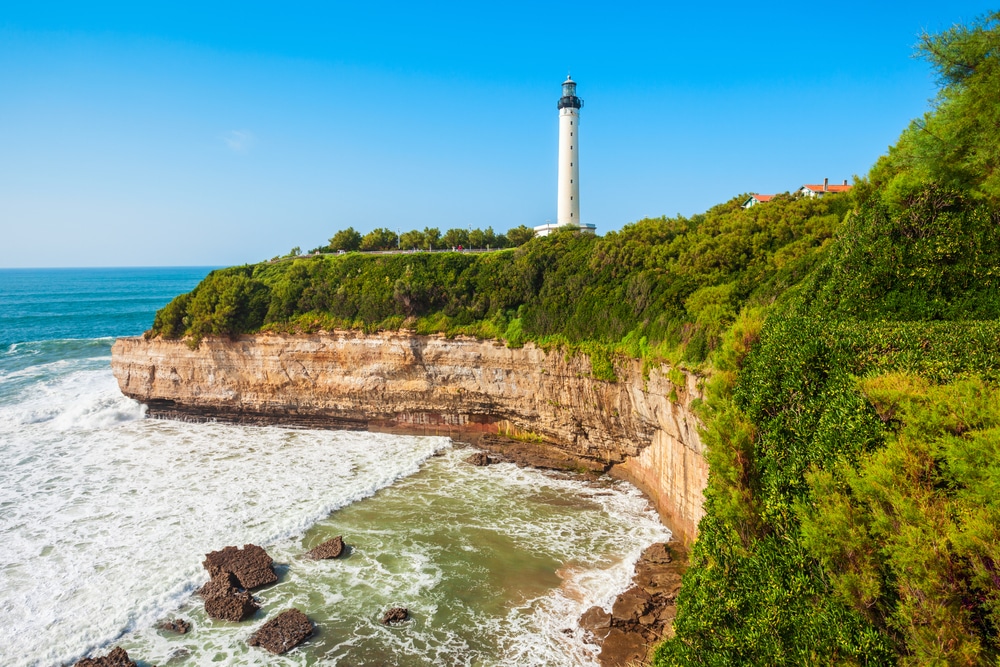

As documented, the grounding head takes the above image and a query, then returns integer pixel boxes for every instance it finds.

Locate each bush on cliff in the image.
[152,267,270,346]
[150,192,846,372]
[658,317,1000,666]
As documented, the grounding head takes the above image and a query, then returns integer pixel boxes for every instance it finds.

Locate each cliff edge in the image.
[111,331,707,542]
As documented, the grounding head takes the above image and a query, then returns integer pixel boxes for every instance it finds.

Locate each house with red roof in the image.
[741,193,775,209]
[797,178,852,197]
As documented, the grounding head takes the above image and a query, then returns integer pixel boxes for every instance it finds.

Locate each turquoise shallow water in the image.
[0,268,670,667]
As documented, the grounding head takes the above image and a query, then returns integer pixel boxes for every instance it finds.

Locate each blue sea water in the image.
[0,268,669,667]
[0,267,214,348]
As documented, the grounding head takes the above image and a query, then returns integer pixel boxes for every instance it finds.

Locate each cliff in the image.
[111,332,707,542]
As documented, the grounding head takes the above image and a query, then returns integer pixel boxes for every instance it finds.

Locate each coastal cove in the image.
[112,331,709,545]
[106,331,707,664]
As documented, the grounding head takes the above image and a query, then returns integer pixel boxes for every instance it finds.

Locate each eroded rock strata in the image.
[112,331,707,543]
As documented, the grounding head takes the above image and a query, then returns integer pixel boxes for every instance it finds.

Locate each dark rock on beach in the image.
[197,571,241,599]
[381,606,409,625]
[465,451,492,466]
[158,618,191,634]
[600,629,648,667]
[306,535,344,559]
[247,608,314,654]
[579,605,612,640]
[583,541,688,667]
[611,586,651,624]
[476,434,607,473]
[205,587,260,622]
[203,544,278,590]
[73,646,141,667]
[200,571,260,622]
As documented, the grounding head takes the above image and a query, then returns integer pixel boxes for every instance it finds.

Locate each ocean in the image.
[0,267,670,667]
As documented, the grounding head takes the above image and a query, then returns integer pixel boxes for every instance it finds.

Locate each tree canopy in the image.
[866,12,1000,206]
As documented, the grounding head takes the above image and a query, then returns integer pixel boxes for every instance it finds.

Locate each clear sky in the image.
[0,1,993,267]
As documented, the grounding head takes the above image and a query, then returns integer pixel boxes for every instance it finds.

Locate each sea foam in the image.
[0,350,444,667]
[0,340,670,667]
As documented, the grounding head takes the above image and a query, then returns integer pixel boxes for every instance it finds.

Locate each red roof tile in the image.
[801,184,852,193]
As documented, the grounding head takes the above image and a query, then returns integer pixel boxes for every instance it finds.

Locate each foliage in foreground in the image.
[657,13,1000,665]
[657,316,1000,666]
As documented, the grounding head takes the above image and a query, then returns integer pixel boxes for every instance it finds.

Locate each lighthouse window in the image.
[571,213,574,217]
[570,196,573,200]
[570,163,573,166]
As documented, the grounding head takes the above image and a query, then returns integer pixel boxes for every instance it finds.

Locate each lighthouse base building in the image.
[535,76,596,237]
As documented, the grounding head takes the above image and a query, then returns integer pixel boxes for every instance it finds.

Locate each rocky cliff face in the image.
[111,332,707,542]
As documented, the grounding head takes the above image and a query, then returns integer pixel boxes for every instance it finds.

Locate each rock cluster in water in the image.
[199,571,260,622]
[247,608,314,654]
[306,535,344,559]
[191,541,347,654]
[580,541,686,667]
[73,646,142,667]
[158,618,191,634]
[381,606,409,625]
[464,451,492,466]
[203,544,278,589]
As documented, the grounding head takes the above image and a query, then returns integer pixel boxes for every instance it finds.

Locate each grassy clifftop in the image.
[150,192,846,375]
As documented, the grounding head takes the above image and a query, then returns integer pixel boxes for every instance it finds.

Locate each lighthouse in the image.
[535,75,596,237]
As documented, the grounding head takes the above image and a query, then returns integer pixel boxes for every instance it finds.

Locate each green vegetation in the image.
[149,192,845,364]
[307,224,535,254]
[864,13,1000,207]
[656,13,1000,666]
[145,13,1000,665]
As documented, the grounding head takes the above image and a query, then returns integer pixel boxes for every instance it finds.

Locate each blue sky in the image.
[0,1,993,267]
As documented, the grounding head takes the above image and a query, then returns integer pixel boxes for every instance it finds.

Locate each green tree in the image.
[183,270,271,344]
[360,227,398,251]
[328,227,362,252]
[468,228,485,249]
[506,225,535,246]
[150,292,191,339]
[799,375,1000,665]
[399,229,425,250]
[422,227,442,250]
[442,228,469,248]
[481,226,500,248]
[868,12,1000,205]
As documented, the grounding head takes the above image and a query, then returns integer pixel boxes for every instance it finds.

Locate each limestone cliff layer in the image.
[111,332,707,542]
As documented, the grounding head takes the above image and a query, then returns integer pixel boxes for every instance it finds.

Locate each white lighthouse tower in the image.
[535,75,596,237]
